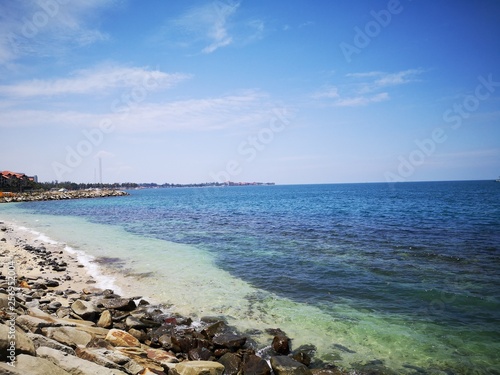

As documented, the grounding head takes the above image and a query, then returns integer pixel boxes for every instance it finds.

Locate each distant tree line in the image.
[31,182,140,191]
[2,179,273,193]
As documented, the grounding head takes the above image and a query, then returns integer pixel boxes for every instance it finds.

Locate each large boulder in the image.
[270,356,312,375]
[272,334,291,355]
[0,323,36,360]
[116,347,166,373]
[36,346,128,375]
[41,326,92,348]
[77,346,130,366]
[106,329,141,347]
[212,333,247,351]
[242,354,271,375]
[217,352,242,375]
[75,347,128,369]
[97,310,113,328]
[292,345,316,367]
[0,354,72,375]
[71,300,100,320]
[16,315,58,333]
[99,298,136,311]
[27,332,76,355]
[146,347,179,365]
[171,361,225,375]
[171,335,210,354]
[201,321,227,339]
[188,346,213,361]
[125,315,151,330]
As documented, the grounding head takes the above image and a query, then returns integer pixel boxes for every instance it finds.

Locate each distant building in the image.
[0,170,37,192]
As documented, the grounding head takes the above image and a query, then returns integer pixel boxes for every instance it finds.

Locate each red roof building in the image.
[0,170,36,191]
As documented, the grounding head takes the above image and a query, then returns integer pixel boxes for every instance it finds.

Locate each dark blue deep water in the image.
[3,181,500,373]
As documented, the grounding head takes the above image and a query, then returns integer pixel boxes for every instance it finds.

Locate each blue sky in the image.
[1,0,499,184]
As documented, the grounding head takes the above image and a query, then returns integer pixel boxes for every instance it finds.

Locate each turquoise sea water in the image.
[1,181,499,374]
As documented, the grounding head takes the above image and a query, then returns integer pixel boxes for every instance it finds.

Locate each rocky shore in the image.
[0,189,129,203]
[0,222,352,375]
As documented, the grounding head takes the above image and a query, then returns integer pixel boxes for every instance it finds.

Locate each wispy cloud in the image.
[0,65,191,97]
[334,92,389,107]
[168,1,240,54]
[347,69,424,93]
[0,90,279,133]
[157,1,264,54]
[0,0,113,65]
[299,21,315,28]
[311,86,339,99]
[312,69,423,107]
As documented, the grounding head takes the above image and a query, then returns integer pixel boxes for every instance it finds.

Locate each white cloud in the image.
[110,90,276,132]
[0,90,281,133]
[347,69,424,93]
[160,1,263,54]
[171,1,240,54]
[0,65,191,97]
[312,86,339,99]
[0,0,114,65]
[334,92,389,107]
[313,69,423,107]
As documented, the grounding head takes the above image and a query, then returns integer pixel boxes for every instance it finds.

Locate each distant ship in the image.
[496,176,500,182]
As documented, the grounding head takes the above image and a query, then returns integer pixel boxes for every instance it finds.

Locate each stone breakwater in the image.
[0,190,129,203]
[0,223,355,375]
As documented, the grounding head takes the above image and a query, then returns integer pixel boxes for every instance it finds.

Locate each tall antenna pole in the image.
[99,157,102,184]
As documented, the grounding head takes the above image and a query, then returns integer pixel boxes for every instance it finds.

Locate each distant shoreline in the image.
[0,189,129,204]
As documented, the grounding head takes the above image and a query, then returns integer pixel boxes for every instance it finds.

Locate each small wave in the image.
[64,245,122,294]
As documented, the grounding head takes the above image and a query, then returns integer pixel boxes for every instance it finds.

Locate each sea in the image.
[1,181,499,374]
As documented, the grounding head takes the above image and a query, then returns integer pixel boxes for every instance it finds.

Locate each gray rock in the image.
[45,279,60,287]
[125,315,150,330]
[82,347,130,365]
[117,347,166,373]
[47,301,62,312]
[16,314,58,333]
[171,361,225,375]
[0,354,72,375]
[75,347,127,369]
[0,293,8,308]
[71,299,100,320]
[41,326,92,348]
[0,323,36,360]
[99,297,136,311]
[27,332,76,355]
[37,346,128,375]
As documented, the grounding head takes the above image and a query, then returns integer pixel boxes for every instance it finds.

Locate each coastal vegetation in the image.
[1,170,274,193]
